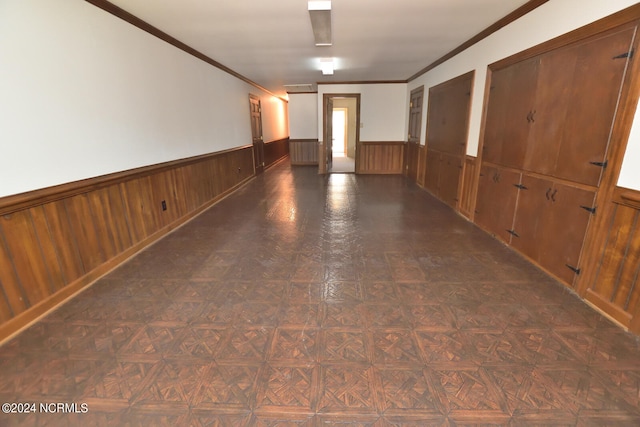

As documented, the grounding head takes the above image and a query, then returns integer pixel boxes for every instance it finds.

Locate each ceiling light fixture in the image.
[320,58,334,75]
[308,1,332,46]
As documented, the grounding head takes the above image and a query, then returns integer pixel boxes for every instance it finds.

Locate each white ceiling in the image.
[107,0,532,97]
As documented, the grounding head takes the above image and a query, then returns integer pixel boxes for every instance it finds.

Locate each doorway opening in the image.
[321,94,360,174]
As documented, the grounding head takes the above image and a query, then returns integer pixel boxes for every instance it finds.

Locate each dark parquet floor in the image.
[1,160,640,426]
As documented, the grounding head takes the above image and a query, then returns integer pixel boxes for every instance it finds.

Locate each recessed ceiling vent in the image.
[284,84,315,93]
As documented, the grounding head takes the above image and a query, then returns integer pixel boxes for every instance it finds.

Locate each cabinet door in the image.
[523,48,578,175]
[501,57,540,169]
[552,28,634,186]
[475,164,521,243]
[511,175,555,262]
[538,183,596,286]
[440,77,472,157]
[427,74,473,157]
[439,153,462,208]
[482,67,510,164]
[427,91,447,153]
[425,150,441,196]
[483,58,539,168]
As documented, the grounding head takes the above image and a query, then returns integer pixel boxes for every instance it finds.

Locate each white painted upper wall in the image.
[408,0,640,190]
[0,0,288,198]
[618,104,640,190]
[317,84,408,142]
[288,93,318,139]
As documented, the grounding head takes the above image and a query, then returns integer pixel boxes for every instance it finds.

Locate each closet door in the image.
[475,164,521,244]
[552,28,635,186]
[538,183,596,286]
[425,150,440,196]
[427,90,447,153]
[483,58,539,168]
[510,175,554,262]
[439,153,463,208]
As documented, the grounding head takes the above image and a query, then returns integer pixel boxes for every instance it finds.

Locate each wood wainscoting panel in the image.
[290,139,319,165]
[458,156,478,219]
[416,144,427,187]
[264,137,290,169]
[0,210,57,306]
[356,141,405,174]
[42,200,86,285]
[584,187,640,332]
[0,146,255,342]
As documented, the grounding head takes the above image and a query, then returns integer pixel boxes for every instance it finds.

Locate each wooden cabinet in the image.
[511,175,596,285]
[425,150,464,209]
[423,71,474,209]
[484,28,634,186]
[525,28,633,186]
[476,25,635,288]
[483,57,539,169]
[474,164,520,244]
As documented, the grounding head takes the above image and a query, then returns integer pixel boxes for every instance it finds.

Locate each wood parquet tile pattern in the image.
[1,161,640,426]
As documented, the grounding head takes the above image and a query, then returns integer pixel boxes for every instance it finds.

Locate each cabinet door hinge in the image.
[566,264,581,275]
[506,229,520,238]
[613,49,634,59]
[590,160,608,168]
[580,205,597,214]
[513,184,528,190]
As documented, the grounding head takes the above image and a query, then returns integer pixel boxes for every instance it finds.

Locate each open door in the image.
[321,94,360,174]
[249,94,264,174]
[325,97,333,173]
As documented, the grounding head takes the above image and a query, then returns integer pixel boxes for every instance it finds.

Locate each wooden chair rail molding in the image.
[0,145,253,216]
[617,186,640,209]
[0,146,258,343]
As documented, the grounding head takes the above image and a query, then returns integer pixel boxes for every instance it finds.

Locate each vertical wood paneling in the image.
[0,282,12,323]
[87,187,132,260]
[0,211,53,305]
[151,170,176,227]
[416,145,427,187]
[357,142,404,174]
[289,140,319,165]
[29,206,66,293]
[120,177,157,243]
[264,138,289,168]
[458,156,478,218]
[612,211,640,310]
[586,190,640,333]
[43,200,85,284]
[0,231,27,316]
[65,194,106,273]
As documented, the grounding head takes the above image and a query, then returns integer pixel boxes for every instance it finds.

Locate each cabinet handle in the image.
[545,188,551,200]
[506,229,520,238]
[551,189,557,202]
